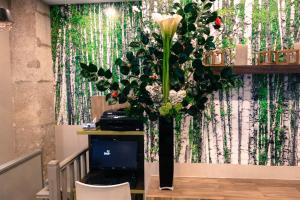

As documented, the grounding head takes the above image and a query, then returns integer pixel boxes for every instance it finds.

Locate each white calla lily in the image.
[152,13,183,103]
[152,13,182,39]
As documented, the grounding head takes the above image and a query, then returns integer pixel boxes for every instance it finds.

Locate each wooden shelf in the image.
[210,64,300,74]
[77,129,144,136]
[146,176,300,200]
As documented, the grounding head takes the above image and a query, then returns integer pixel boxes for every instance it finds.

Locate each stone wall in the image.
[10,0,55,173]
[0,0,14,164]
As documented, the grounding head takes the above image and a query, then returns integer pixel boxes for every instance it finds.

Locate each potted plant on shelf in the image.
[80,1,240,190]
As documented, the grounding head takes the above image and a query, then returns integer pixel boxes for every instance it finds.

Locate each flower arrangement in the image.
[80,1,239,121]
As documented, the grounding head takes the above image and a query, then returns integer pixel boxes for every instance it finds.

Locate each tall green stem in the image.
[163,36,171,103]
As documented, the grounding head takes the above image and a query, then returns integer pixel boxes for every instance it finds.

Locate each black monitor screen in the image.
[90,139,138,170]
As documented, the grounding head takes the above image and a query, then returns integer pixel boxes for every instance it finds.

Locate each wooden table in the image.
[146,176,300,200]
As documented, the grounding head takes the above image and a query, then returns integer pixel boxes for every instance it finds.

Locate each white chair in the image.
[75,181,131,200]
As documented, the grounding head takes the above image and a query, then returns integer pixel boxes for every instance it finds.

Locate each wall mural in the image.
[51,2,142,125]
[145,74,300,166]
[51,0,300,165]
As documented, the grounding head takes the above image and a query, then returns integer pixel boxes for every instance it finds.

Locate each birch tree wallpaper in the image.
[51,2,142,125]
[51,0,300,166]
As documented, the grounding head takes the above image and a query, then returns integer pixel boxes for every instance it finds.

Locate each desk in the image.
[146,176,300,200]
[78,129,145,199]
[77,129,144,136]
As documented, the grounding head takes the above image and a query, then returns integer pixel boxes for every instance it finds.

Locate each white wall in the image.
[0,0,14,164]
[55,125,88,161]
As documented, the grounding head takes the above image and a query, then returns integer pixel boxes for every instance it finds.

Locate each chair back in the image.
[75,181,131,200]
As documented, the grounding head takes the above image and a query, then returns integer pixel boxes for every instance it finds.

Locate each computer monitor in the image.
[90,137,138,171]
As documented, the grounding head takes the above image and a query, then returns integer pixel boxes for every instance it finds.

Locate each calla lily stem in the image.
[163,36,171,103]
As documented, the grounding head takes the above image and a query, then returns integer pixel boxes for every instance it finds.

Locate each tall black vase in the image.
[158,116,174,190]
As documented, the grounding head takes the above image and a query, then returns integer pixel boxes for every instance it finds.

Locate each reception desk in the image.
[145,176,300,200]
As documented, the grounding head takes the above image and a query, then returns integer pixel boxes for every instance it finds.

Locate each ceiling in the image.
[42,0,138,5]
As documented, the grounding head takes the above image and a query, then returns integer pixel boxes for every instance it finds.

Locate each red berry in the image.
[112,90,118,98]
[215,17,222,27]
[150,74,158,80]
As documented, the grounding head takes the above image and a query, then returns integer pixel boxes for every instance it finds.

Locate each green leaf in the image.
[184,43,194,56]
[184,3,197,13]
[170,54,179,65]
[194,48,204,59]
[206,11,218,23]
[105,93,111,101]
[136,48,146,57]
[131,65,140,76]
[188,14,197,23]
[126,52,134,61]
[104,69,112,79]
[89,74,98,82]
[110,82,119,90]
[120,65,130,75]
[178,20,188,35]
[122,86,131,95]
[205,42,216,51]
[204,3,213,10]
[115,58,123,66]
[198,36,206,45]
[206,36,214,43]
[178,53,188,64]
[203,27,210,35]
[121,79,130,86]
[129,41,140,48]
[80,69,91,79]
[188,23,196,31]
[173,2,181,9]
[176,8,185,17]
[221,67,233,78]
[174,67,185,83]
[192,59,203,68]
[118,93,127,104]
[88,64,98,72]
[187,105,198,116]
[131,80,138,88]
[152,33,162,44]
[141,32,149,45]
[96,80,110,91]
[194,67,205,81]
[143,66,152,76]
[172,42,184,54]
[97,68,105,76]
[80,63,89,70]
[154,49,163,59]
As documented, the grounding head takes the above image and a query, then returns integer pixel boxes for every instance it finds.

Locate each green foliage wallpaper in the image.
[51,2,142,125]
[145,74,300,166]
[51,0,300,165]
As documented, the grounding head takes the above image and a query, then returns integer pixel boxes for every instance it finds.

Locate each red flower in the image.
[214,17,222,29]
[111,90,118,98]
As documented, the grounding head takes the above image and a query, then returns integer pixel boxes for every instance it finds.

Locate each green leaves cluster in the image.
[80,0,240,121]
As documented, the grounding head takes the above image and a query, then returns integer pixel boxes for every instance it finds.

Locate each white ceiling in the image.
[42,0,138,5]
